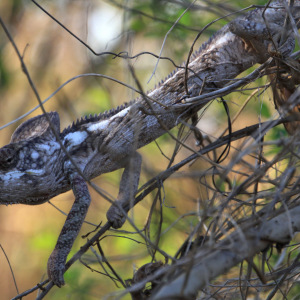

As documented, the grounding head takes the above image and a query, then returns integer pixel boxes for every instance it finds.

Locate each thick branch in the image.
[151,205,300,299]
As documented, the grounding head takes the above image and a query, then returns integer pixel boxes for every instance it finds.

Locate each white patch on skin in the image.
[2,171,25,184]
[26,169,45,175]
[31,151,39,160]
[0,169,45,186]
[208,32,235,49]
[37,144,50,152]
[112,106,130,119]
[1,169,45,184]
[88,120,109,132]
[87,106,131,132]
[37,142,60,155]
[64,131,88,147]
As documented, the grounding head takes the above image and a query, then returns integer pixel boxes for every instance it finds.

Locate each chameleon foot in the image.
[106,204,126,229]
[47,250,65,287]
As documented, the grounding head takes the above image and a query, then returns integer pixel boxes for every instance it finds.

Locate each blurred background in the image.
[0,0,293,299]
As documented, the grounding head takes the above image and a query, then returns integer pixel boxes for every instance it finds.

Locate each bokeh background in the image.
[0,0,295,299]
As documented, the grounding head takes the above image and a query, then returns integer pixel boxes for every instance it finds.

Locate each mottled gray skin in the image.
[0,0,298,287]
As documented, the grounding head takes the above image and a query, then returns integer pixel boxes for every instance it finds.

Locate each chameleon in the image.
[0,0,299,287]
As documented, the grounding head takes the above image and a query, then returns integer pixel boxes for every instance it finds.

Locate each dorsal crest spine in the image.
[61,100,136,136]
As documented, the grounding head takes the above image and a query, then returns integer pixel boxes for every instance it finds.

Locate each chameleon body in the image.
[0,0,299,287]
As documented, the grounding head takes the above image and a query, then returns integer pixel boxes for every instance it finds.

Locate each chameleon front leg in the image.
[47,173,91,287]
[106,151,142,229]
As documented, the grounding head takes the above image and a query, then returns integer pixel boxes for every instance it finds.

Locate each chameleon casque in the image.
[0,0,299,287]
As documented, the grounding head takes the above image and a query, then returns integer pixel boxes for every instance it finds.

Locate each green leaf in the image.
[260,101,271,118]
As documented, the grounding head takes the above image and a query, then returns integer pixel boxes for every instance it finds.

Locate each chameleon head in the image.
[0,112,64,204]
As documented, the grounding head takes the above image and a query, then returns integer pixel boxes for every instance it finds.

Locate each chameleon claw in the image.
[47,250,66,287]
[49,271,65,288]
[106,205,126,229]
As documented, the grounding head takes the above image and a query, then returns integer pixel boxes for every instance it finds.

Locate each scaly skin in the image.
[0,0,299,287]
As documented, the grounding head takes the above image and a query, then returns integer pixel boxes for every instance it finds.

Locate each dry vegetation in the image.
[0,1,300,299]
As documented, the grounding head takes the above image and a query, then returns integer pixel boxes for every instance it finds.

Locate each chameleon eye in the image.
[0,145,18,170]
